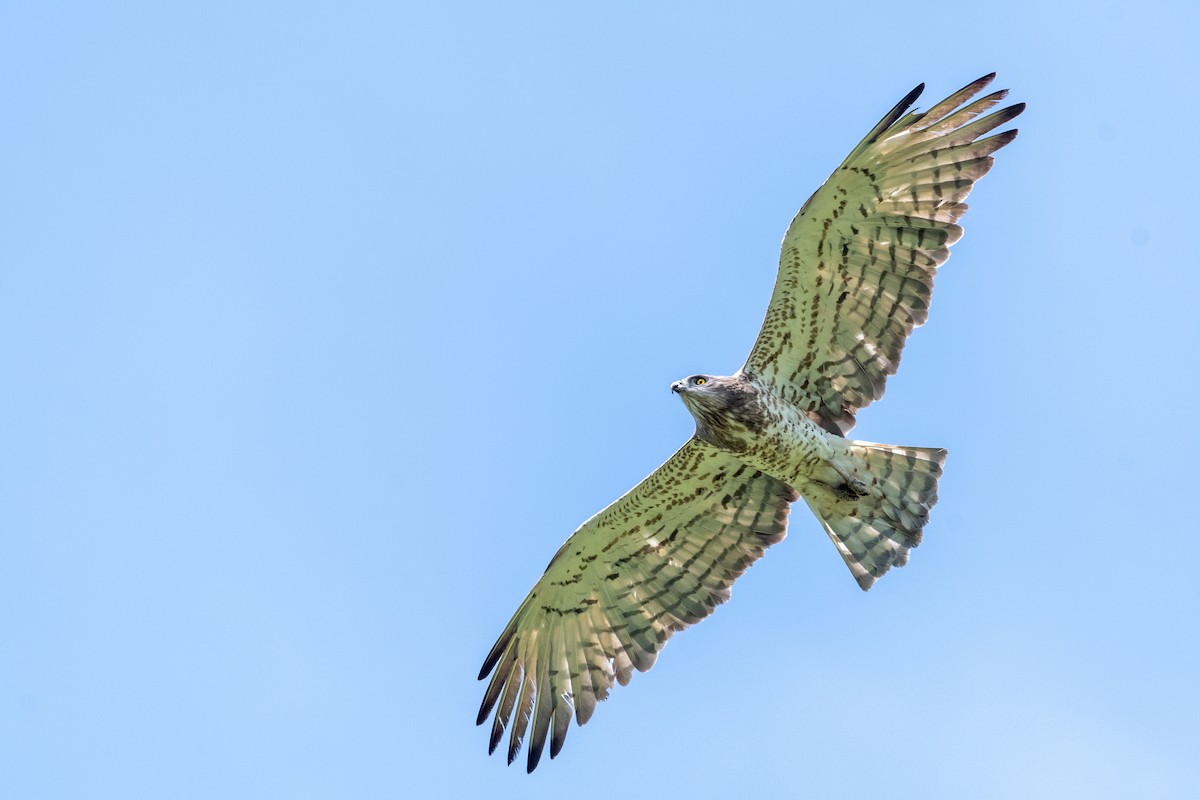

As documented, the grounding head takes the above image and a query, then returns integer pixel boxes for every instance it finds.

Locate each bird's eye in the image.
[694,377,707,386]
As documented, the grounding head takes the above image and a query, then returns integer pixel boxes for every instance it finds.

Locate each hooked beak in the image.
[671,380,685,394]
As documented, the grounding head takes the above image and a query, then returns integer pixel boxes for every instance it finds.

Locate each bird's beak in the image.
[671,381,683,394]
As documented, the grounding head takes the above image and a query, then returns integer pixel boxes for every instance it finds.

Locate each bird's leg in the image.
[834,478,870,500]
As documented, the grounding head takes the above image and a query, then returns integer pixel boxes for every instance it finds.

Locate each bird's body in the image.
[477,74,1023,772]
[675,372,849,488]
[674,371,945,588]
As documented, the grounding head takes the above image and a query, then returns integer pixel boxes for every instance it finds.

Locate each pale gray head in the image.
[670,373,766,451]
[670,373,719,396]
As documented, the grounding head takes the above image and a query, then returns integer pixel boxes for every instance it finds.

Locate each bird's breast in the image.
[687,384,838,487]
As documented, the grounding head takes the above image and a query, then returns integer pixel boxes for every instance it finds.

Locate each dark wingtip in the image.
[968,73,998,94]
[488,717,507,755]
[478,625,515,680]
[994,128,1021,146]
[549,725,567,761]
[988,104,1027,141]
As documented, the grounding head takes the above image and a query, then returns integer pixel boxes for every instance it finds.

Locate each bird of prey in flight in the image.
[477,74,1023,772]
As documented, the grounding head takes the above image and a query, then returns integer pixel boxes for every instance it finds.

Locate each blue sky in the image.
[3,2,1198,797]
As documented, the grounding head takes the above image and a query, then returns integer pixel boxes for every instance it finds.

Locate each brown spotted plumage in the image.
[747,73,1023,434]
[478,75,1022,771]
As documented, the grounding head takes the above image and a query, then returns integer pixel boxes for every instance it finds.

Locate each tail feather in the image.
[807,442,946,590]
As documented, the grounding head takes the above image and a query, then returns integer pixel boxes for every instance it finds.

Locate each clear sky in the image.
[3,2,1198,798]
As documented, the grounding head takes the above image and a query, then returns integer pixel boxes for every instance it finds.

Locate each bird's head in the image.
[670,373,765,451]
[670,374,717,398]
[671,373,741,416]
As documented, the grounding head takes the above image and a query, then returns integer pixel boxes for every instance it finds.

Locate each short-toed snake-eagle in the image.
[477,74,1023,771]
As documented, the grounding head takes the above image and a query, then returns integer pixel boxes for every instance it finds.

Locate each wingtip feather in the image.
[478,622,516,680]
[969,73,998,93]
[896,82,925,118]
[991,128,1021,147]
[526,747,543,773]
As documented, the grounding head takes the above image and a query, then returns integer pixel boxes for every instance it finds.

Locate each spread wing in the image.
[744,74,1024,434]
[476,438,799,772]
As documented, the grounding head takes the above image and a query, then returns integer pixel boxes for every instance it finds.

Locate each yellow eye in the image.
[694,377,707,386]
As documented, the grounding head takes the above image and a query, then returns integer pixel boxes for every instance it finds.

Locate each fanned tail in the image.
[806,442,946,590]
